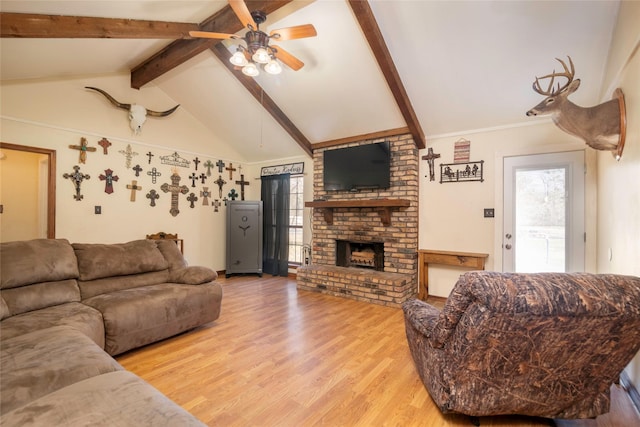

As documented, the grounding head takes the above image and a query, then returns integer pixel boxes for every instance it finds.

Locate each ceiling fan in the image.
[189,0,317,76]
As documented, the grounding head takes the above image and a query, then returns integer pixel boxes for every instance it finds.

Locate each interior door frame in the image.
[0,142,56,238]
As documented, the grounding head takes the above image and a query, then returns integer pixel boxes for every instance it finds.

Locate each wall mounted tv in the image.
[323,142,391,191]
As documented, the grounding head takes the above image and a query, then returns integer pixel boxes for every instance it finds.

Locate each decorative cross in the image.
[126,180,142,202]
[189,172,198,187]
[147,167,162,184]
[63,165,90,201]
[133,164,143,177]
[146,189,159,207]
[422,147,442,182]
[228,188,238,201]
[204,160,215,176]
[119,144,138,169]
[146,151,154,164]
[226,162,236,180]
[98,169,119,194]
[235,174,250,201]
[216,160,225,173]
[199,173,207,184]
[200,187,212,205]
[161,171,189,217]
[214,175,226,197]
[98,137,112,154]
[69,137,96,164]
[223,197,229,206]
[193,157,200,171]
[213,199,221,212]
[187,193,198,208]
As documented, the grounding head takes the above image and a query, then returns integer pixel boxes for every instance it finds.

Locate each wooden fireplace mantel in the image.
[305,199,410,226]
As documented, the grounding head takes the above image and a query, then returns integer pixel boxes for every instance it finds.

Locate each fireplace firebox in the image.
[336,240,384,271]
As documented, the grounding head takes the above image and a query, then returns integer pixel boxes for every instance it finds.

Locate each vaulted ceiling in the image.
[1,0,621,163]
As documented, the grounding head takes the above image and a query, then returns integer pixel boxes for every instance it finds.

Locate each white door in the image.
[503,151,585,272]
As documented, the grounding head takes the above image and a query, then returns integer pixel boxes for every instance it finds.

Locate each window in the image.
[288,175,304,264]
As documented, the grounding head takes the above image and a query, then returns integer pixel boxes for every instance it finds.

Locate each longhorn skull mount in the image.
[526,56,627,160]
[85,86,180,135]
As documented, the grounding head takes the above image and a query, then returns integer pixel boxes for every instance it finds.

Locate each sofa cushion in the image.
[0,239,79,289]
[0,371,206,427]
[0,302,105,348]
[171,266,218,285]
[0,297,9,321]
[0,326,122,414]
[78,270,170,300]
[1,279,81,316]
[83,282,222,355]
[156,239,187,270]
[73,239,168,281]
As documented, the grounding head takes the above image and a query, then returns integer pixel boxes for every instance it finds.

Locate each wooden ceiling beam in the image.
[347,1,426,149]
[210,43,313,157]
[313,127,410,150]
[130,0,292,89]
[0,12,198,38]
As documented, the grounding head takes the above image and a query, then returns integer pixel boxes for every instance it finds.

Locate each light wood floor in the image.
[117,275,640,427]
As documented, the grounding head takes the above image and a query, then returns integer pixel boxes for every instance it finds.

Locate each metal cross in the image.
[161,172,189,217]
[422,147,441,182]
[119,144,138,169]
[69,137,96,164]
[193,157,200,171]
[187,192,198,208]
[147,167,162,184]
[228,188,238,200]
[199,173,207,184]
[63,165,90,201]
[189,172,198,187]
[200,187,211,206]
[146,151,154,164]
[133,164,143,177]
[213,199,221,212]
[235,174,250,201]
[126,180,142,202]
[98,169,119,194]
[204,160,214,176]
[98,137,112,155]
[146,189,159,207]
[214,175,226,197]
[216,160,225,173]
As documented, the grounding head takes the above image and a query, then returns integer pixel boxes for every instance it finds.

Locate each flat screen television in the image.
[323,142,391,191]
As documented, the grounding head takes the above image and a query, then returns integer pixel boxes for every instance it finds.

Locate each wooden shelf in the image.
[305,199,410,226]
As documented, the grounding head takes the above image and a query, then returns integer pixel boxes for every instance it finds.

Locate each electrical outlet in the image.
[483,208,494,218]
[95,206,101,214]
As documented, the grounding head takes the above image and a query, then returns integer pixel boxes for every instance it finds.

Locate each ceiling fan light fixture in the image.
[230,50,248,67]
[242,62,260,77]
[252,48,270,64]
[264,59,282,75]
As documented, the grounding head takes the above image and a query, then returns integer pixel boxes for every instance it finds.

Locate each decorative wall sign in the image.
[161,171,189,217]
[214,175,226,197]
[63,165,90,201]
[119,144,138,169]
[126,180,142,201]
[453,138,471,163]
[421,148,441,182]
[146,189,159,207]
[261,162,304,176]
[235,174,250,200]
[204,160,215,176]
[200,187,212,205]
[160,152,190,168]
[98,169,119,194]
[69,137,96,164]
[147,167,161,184]
[440,160,484,183]
[98,138,112,155]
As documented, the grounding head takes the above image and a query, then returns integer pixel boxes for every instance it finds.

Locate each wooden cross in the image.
[187,192,198,208]
[235,174,250,201]
[69,137,96,164]
[189,172,198,187]
[126,180,142,202]
[98,137,112,154]
[146,151,154,164]
[204,160,214,176]
[216,160,225,173]
[199,173,207,184]
[119,144,138,169]
[200,187,212,205]
[193,157,200,170]
[133,164,143,177]
[213,199,221,212]
[214,175,226,197]
[422,147,441,182]
[63,165,90,201]
[161,172,189,217]
[228,188,238,201]
[98,169,119,194]
[146,189,159,207]
[147,167,161,184]
[226,162,236,180]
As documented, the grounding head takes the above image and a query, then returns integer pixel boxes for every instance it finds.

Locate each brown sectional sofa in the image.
[0,238,223,426]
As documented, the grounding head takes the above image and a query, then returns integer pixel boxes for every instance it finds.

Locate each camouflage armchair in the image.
[402,271,640,419]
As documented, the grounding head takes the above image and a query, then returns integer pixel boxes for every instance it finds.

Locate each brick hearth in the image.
[297,134,418,307]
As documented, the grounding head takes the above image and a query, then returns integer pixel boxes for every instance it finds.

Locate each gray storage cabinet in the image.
[226,200,263,277]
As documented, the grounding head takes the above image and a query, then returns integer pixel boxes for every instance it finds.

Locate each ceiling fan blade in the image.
[270,24,317,41]
[272,45,304,71]
[229,0,257,29]
[189,31,235,40]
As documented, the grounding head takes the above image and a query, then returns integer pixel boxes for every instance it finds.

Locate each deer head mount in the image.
[85,87,180,135]
[526,56,626,160]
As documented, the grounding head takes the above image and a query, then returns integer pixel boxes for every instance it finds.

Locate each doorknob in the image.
[505,244,512,250]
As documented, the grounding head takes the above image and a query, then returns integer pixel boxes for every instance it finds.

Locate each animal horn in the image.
[146,104,180,117]
[85,86,131,110]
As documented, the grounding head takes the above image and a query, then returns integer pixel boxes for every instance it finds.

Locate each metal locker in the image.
[226,200,263,277]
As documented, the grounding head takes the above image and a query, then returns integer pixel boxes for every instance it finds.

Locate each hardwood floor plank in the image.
[117,276,640,426]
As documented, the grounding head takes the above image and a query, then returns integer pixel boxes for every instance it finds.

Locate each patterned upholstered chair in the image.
[402,271,640,420]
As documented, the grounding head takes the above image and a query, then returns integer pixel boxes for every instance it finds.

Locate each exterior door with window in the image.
[503,151,585,273]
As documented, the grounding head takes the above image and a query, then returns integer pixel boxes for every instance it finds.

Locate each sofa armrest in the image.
[401,299,440,341]
[169,266,217,285]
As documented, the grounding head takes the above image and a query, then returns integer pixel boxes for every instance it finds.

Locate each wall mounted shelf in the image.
[304,199,410,226]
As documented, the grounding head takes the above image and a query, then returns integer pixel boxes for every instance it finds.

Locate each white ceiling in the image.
[0,0,621,163]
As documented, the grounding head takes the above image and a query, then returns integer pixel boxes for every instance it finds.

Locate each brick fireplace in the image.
[296,134,418,307]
